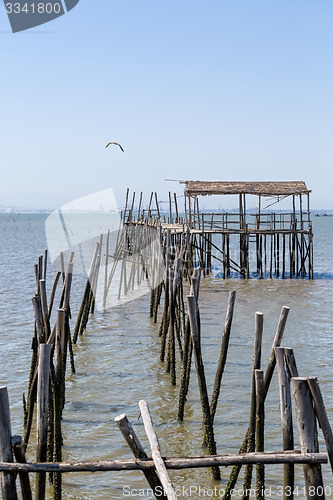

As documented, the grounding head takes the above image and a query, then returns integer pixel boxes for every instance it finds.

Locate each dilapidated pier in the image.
[122,180,314,279]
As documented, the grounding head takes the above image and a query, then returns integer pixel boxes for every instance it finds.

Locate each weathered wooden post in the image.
[53,308,66,499]
[210,290,236,422]
[264,306,290,397]
[291,377,325,500]
[73,242,100,343]
[178,268,201,421]
[224,305,290,500]
[255,369,265,500]
[307,377,333,473]
[36,344,51,500]
[115,413,167,500]
[284,347,299,378]
[275,347,294,499]
[187,294,220,480]
[139,400,178,499]
[0,387,18,500]
[39,279,51,341]
[103,229,110,309]
[11,435,32,500]
[243,311,264,498]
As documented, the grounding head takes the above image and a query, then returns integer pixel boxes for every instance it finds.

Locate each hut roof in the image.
[184,181,310,197]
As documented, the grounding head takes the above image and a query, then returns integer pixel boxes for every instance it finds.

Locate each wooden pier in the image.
[123,180,314,279]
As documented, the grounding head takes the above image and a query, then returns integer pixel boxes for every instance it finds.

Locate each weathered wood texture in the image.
[139,400,177,499]
[0,387,18,500]
[291,378,325,500]
[36,344,51,500]
[115,413,167,499]
[307,377,333,474]
[185,181,310,196]
[0,452,327,473]
[210,290,236,421]
[255,370,265,500]
[223,305,290,500]
[11,435,32,500]
[275,347,294,500]
[187,295,220,480]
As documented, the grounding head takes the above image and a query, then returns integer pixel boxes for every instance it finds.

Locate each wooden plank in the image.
[139,400,177,499]
[0,452,327,473]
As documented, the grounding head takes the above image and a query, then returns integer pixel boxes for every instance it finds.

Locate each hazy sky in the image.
[1,0,332,211]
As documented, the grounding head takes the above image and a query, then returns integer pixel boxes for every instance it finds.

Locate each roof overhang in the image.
[184,181,311,197]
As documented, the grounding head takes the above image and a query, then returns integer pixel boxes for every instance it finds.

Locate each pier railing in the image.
[188,212,312,233]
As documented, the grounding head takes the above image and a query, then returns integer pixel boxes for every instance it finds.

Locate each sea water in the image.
[0,213,333,499]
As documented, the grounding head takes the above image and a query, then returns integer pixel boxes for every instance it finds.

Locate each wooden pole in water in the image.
[255,369,265,500]
[284,348,299,378]
[0,387,18,500]
[103,229,110,309]
[160,231,171,362]
[148,192,154,220]
[174,193,179,223]
[168,192,172,223]
[39,279,51,342]
[138,191,143,220]
[224,306,290,499]
[275,347,294,499]
[307,377,333,474]
[139,400,178,499]
[36,344,51,500]
[11,435,32,500]
[155,192,161,219]
[291,378,325,500]
[73,242,99,343]
[264,306,290,398]
[48,271,61,318]
[91,234,103,314]
[210,290,236,422]
[178,268,201,421]
[167,267,176,384]
[32,295,45,344]
[115,413,167,500]
[187,295,220,480]
[243,311,264,498]
[282,233,286,278]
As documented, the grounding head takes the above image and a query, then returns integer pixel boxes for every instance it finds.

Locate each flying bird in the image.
[105,141,124,152]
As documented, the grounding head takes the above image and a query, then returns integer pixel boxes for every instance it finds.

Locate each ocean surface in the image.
[0,212,333,499]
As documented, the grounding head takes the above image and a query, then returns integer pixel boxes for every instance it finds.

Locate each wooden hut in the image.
[183,180,313,278]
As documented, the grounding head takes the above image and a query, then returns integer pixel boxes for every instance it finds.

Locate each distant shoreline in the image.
[1,208,333,215]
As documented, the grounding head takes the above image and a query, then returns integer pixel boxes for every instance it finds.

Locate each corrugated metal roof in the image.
[184,181,310,196]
